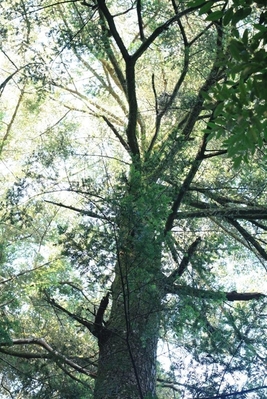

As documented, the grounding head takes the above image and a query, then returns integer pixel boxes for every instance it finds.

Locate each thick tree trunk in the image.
[94,201,163,398]
[94,311,159,398]
[92,179,166,398]
[94,263,161,399]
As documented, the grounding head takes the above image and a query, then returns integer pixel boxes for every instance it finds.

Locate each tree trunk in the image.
[94,199,163,398]
[94,311,159,399]
[94,263,161,399]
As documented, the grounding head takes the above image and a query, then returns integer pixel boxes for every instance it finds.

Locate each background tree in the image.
[0,0,267,398]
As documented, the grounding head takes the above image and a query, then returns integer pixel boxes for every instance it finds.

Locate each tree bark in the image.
[94,310,159,399]
[94,199,162,399]
[94,262,161,399]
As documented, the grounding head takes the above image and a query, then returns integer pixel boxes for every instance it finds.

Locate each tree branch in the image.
[97,0,129,61]
[147,35,190,155]
[0,348,49,359]
[136,0,144,41]
[182,20,224,140]
[125,60,140,159]
[0,86,25,156]
[94,292,109,328]
[101,59,128,103]
[52,82,124,125]
[132,3,208,61]
[203,150,227,159]
[0,338,96,378]
[191,385,267,399]
[44,293,96,336]
[44,292,112,343]
[189,187,255,207]
[0,63,35,95]
[44,200,106,220]
[175,207,267,221]
[70,44,128,113]
[102,115,131,152]
[249,220,267,232]
[164,282,265,301]
[226,217,267,261]
[164,133,209,233]
[166,237,202,282]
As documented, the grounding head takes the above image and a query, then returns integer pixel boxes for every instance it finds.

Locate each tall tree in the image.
[0,0,267,398]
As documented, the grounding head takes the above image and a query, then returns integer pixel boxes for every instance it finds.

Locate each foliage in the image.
[190,0,267,166]
[0,0,267,398]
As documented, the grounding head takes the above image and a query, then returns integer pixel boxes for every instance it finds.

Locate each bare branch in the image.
[58,17,127,112]
[0,261,55,285]
[44,292,112,343]
[0,61,37,95]
[101,59,128,109]
[225,291,265,301]
[189,187,255,207]
[151,73,159,116]
[249,220,267,232]
[44,293,96,335]
[147,36,190,154]
[0,348,50,359]
[182,21,225,140]
[52,82,124,125]
[157,377,199,392]
[209,217,255,253]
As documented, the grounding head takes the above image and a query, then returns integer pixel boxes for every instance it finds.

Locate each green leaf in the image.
[223,7,234,25]
[199,1,213,15]
[206,10,224,21]
[242,29,249,46]
[233,155,242,168]
[232,7,252,25]
[229,39,245,60]
[201,90,213,101]
[239,79,247,103]
[214,102,224,117]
